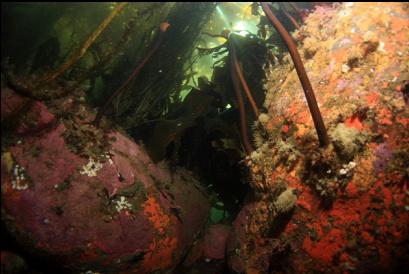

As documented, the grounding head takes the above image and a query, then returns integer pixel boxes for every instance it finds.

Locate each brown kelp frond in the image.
[230,57,254,155]
[229,39,260,118]
[261,2,329,147]
[94,22,170,126]
[279,3,301,30]
[288,2,305,23]
[38,3,127,88]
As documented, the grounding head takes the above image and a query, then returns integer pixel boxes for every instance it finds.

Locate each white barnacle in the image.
[13,166,18,176]
[102,152,114,165]
[81,271,101,274]
[339,168,348,175]
[11,164,29,191]
[115,196,132,213]
[378,41,386,52]
[347,161,356,170]
[258,113,270,125]
[340,161,357,175]
[339,9,351,17]
[341,64,350,73]
[80,158,103,177]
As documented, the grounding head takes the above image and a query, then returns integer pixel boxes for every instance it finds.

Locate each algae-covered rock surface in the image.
[1,86,210,273]
[228,3,409,273]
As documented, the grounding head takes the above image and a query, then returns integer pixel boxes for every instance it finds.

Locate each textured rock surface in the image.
[229,2,409,273]
[0,250,28,274]
[1,88,210,273]
[203,224,231,260]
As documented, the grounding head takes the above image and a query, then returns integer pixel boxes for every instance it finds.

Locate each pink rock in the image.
[1,88,25,115]
[1,250,27,273]
[226,200,258,273]
[1,88,56,136]
[1,88,210,273]
[203,225,231,260]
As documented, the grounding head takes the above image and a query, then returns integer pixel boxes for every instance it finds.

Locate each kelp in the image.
[94,22,170,126]
[108,3,216,129]
[38,3,127,86]
[261,2,329,147]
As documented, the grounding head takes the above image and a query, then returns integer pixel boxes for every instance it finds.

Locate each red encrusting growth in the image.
[228,3,409,272]
[285,179,409,272]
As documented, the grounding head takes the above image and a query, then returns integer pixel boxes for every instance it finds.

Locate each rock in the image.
[233,2,409,273]
[1,88,210,273]
[1,88,56,136]
[0,251,27,274]
[203,224,231,260]
[226,201,259,273]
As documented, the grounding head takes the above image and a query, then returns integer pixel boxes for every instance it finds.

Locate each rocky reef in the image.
[228,2,409,273]
[1,83,210,273]
[1,2,408,274]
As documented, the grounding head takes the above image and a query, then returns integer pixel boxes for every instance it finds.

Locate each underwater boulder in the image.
[1,87,57,135]
[1,88,210,273]
[229,2,409,273]
[0,251,28,274]
[175,224,231,274]
[226,201,257,273]
[203,224,231,260]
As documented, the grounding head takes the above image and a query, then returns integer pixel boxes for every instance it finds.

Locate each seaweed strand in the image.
[261,2,329,147]
[279,3,301,30]
[230,52,254,154]
[94,22,170,126]
[288,2,305,22]
[230,39,260,118]
[38,3,128,87]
